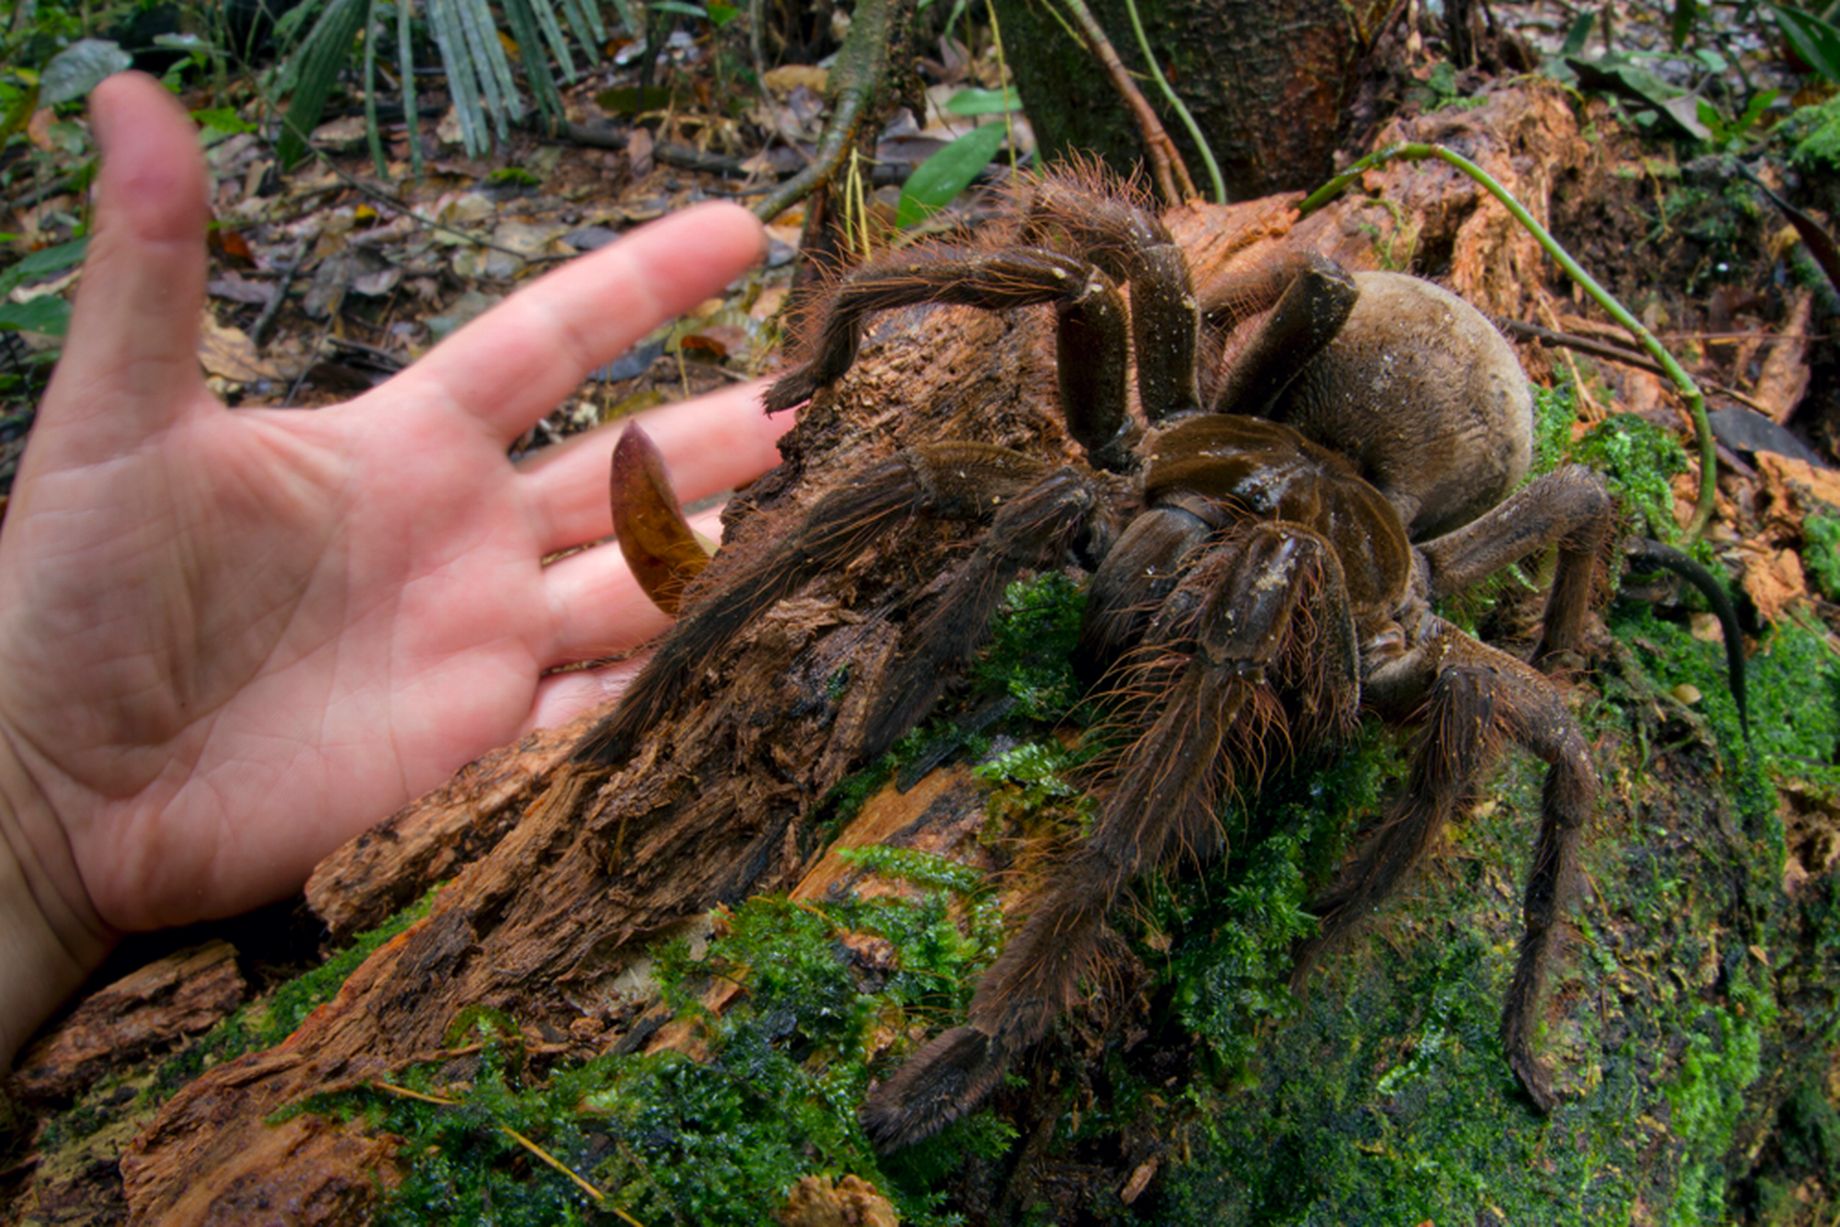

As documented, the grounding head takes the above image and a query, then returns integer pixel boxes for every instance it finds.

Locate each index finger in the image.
[396,202,766,441]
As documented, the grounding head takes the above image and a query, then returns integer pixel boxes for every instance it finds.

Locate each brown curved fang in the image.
[609,422,715,616]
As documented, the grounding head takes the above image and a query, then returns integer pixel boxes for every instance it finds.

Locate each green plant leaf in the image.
[897,123,1007,229]
[708,2,741,26]
[943,87,1020,116]
[596,84,680,113]
[192,105,256,137]
[0,296,73,336]
[39,38,133,106]
[276,0,368,167]
[0,238,88,295]
[652,0,709,14]
[1774,3,1840,81]
[1560,8,1596,55]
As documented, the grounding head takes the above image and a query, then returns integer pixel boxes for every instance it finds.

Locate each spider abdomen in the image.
[1272,271,1533,540]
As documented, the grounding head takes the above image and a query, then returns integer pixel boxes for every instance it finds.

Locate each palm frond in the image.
[275,0,638,168]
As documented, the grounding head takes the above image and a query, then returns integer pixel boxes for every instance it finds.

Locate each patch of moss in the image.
[968,572,1088,721]
[329,851,1007,1225]
[1151,733,1398,1084]
[145,888,439,1105]
[973,738,1096,831]
[1743,1078,1840,1223]
[1573,412,1690,543]
[1804,511,1840,602]
[1645,179,1765,294]
[819,573,1090,833]
[1531,376,1581,478]
[1785,94,1840,172]
[1665,970,1780,1225]
[1613,605,1840,808]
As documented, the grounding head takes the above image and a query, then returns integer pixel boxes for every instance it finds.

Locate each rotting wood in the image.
[28,84,1608,1222]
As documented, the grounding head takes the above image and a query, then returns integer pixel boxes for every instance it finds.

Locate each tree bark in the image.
[993,0,1397,199]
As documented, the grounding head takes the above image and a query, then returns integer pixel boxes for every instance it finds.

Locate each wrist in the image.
[0,731,111,1069]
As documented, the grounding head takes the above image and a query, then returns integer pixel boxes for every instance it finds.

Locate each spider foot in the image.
[861,1024,1008,1153]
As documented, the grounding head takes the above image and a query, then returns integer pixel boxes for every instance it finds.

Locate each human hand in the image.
[0,73,788,1061]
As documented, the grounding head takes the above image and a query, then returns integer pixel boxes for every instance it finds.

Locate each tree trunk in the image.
[993,0,1396,199]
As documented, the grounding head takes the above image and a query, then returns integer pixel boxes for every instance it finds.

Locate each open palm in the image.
[0,72,787,960]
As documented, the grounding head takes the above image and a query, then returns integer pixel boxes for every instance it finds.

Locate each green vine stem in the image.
[1298,142,1717,543]
[1119,0,1226,203]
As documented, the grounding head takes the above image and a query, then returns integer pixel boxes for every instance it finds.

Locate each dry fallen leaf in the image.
[198,312,285,384]
[1121,1159,1159,1204]
[775,1174,898,1227]
[1736,542,1808,624]
[1751,290,1814,424]
[763,64,830,97]
[1755,450,1840,513]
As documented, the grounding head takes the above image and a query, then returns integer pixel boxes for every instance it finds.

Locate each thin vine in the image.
[1299,142,1717,542]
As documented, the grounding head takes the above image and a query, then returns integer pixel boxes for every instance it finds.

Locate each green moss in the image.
[1153,733,1397,1084]
[1573,413,1690,543]
[819,573,1090,833]
[973,738,1096,830]
[1748,1080,1840,1223]
[968,572,1087,721]
[1612,605,1840,806]
[1531,377,1580,478]
[1784,94,1840,172]
[326,851,1008,1225]
[1804,511,1840,601]
[145,888,439,1105]
[1665,971,1780,1225]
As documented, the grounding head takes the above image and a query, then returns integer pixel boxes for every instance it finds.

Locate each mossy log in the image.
[6,84,1839,1225]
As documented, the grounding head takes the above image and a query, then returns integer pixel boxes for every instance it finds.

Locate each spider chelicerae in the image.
[578,168,1615,1151]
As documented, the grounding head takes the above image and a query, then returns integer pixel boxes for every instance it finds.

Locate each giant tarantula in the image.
[576,172,1618,1150]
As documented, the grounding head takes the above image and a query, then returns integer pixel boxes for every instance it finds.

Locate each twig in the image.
[1299,142,1719,543]
[1498,317,1780,419]
[326,164,530,261]
[248,246,304,350]
[1053,0,1197,206]
[3,171,81,213]
[752,0,906,223]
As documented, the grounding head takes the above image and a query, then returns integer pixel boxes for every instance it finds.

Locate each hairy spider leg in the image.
[571,442,1052,767]
[1209,253,1359,417]
[1019,176,1202,421]
[763,248,1138,471]
[1413,464,1614,663]
[1293,626,1595,1113]
[1075,499,1213,677]
[608,422,715,616]
[852,468,1098,762]
[861,523,1361,1152]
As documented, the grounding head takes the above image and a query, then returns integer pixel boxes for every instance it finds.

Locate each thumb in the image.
[37,72,211,453]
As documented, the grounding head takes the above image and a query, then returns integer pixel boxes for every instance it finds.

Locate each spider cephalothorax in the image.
[577,169,1614,1150]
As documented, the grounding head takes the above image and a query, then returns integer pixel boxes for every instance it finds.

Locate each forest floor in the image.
[2,2,1840,1224]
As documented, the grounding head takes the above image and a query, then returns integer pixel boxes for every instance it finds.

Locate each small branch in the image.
[248,247,304,350]
[1119,0,1221,202]
[1299,142,1719,543]
[1055,0,1197,205]
[752,0,906,223]
[1498,317,1780,419]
